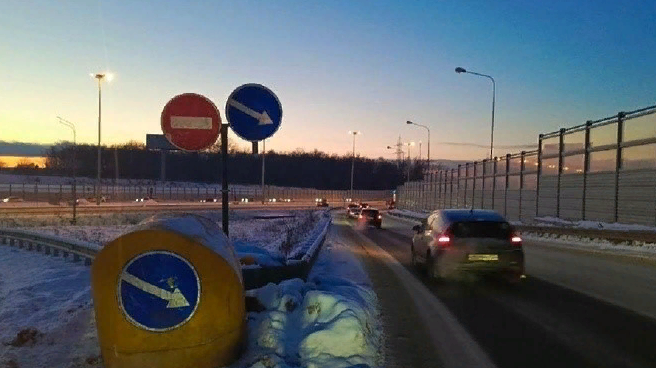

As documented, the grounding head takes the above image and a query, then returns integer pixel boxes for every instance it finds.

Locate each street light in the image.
[406,120,430,165]
[348,131,360,199]
[90,72,113,205]
[455,67,495,159]
[56,116,77,224]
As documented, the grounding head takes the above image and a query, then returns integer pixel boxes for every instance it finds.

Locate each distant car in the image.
[135,197,151,202]
[347,203,360,214]
[358,208,382,229]
[360,202,370,209]
[200,198,218,203]
[2,196,23,203]
[387,200,396,210]
[347,207,361,219]
[90,196,107,203]
[411,209,525,283]
[316,198,329,207]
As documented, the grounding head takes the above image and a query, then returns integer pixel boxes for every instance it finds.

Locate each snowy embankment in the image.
[233,236,381,368]
[0,210,381,367]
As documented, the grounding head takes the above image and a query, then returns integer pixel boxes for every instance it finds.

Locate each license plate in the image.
[468,254,499,261]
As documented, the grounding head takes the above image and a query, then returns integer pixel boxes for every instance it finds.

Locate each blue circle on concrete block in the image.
[117,251,200,332]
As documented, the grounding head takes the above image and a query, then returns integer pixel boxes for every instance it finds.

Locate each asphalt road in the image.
[346,213,656,368]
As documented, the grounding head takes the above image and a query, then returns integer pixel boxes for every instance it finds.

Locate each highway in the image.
[339,213,656,368]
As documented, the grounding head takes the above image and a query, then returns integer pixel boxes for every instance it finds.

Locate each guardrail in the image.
[241,212,332,289]
[385,210,656,244]
[0,211,334,290]
[0,228,99,265]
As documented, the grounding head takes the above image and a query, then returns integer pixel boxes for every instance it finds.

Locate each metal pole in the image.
[96,78,102,205]
[350,134,355,198]
[490,78,495,160]
[261,139,266,204]
[221,124,229,236]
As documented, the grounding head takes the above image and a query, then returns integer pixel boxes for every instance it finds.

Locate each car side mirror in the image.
[412,225,421,232]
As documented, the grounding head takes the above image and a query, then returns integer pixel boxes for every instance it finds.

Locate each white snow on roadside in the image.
[522,232,656,257]
[389,209,429,219]
[0,246,100,368]
[234,235,382,368]
[533,216,656,232]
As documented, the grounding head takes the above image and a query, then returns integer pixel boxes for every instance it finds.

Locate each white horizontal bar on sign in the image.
[170,116,213,130]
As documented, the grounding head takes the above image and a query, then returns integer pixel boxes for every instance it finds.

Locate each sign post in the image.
[225,83,283,206]
[160,93,228,233]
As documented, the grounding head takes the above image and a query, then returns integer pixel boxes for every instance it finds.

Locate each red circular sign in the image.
[160,93,221,151]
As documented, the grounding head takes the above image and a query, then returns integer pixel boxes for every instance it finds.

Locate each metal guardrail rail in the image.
[0,212,334,290]
[0,228,99,265]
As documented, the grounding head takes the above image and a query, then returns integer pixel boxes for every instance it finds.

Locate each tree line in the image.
[37,141,426,190]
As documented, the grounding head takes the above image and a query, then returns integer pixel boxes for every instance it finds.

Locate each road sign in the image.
[161,93,221,151]
[118,250,200,332]
[225,83,282,142]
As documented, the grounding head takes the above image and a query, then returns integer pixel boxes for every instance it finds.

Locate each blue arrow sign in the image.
[118,251,200,332]
[225,83,283,142]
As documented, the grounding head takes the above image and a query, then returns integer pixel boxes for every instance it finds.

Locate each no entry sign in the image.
[161,93,221,151]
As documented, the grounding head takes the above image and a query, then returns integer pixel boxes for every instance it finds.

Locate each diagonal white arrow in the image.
[228,99,273,125]
[121,272,190,308]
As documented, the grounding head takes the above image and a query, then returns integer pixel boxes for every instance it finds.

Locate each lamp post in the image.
[455,67,495,159]
[91,72,113,205]
[56,116,77,224]
[348,131,360,199]
[418,140,422,160]
[406,120,430,165]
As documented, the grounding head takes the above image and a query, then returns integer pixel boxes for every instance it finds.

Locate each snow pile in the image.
[533,216,656,232]
[234,237,382,368]
[388,209,428,220]
[0,246,100,368]
[522,232,656,256]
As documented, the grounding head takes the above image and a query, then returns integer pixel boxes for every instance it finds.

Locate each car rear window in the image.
[362,209,379,217]
[450,221,512,239]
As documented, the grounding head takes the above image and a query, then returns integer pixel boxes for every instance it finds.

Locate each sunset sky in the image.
[1,0,654,161]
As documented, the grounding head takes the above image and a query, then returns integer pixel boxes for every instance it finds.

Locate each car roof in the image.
[436,209,506,223]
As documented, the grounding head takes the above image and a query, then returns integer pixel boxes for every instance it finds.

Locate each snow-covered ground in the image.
[530,216,656,232]
[233,233,382,368]
[0,246,100,368]
[0,217,381,368]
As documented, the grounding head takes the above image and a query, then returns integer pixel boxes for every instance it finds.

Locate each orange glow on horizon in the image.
[0,156,47,168]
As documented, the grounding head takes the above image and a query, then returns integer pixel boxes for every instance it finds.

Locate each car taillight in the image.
[377,215,382,219]
[511,235,522,244]
[437,236,450,243]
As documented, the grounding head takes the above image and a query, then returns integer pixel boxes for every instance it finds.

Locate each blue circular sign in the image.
[117,251,200,332]
[225,83,283,142]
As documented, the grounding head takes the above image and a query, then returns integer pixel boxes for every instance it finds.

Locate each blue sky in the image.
[1,0,654,160]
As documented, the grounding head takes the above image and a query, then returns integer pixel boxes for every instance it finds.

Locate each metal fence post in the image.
[505,154,510,217]
[456,166,461,207]
[482,159,486,209]
[536,134,543,218]
[464,164,469,207]
[519,151,525,221]
[557,128,565,219]
[615,112,625,223]
[492,157,497,211]
[9,184,11,196]
[473,162,478,208]
[450,169,454,208]
[582,121,591,221]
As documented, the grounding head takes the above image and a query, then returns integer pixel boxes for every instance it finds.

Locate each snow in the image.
[521,232,656,257]
[388,209,428,220]
[0,246,100,368]
[234,234,382,368]
[532,216,656,232]
[0,210,366,367]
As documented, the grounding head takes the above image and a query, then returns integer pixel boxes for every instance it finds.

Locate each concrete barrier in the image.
[91,213,245,368]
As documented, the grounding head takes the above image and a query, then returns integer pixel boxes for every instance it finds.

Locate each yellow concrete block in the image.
[91,214,245,368]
